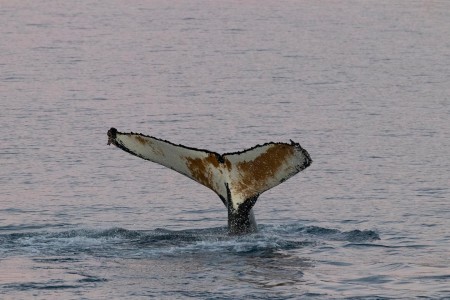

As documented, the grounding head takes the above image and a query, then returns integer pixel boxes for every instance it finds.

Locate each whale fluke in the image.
[107,128,312,234]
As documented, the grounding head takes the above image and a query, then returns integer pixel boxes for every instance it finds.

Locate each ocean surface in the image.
[1,1,450,299]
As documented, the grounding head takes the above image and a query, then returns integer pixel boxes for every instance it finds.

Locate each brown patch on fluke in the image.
[204,153,221,168]
[184,153,227,192]
[185,156,215,190]
[135,136,147,145]
[235,144,295,199]
[224,158,232,170]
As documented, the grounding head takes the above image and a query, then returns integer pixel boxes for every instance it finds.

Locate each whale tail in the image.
[107,128,312,234]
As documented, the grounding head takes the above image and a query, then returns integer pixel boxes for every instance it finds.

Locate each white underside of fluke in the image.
[108,128,312,211]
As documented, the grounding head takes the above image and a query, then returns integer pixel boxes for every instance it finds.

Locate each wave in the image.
[0,224,379,257]
[0,224,380,259]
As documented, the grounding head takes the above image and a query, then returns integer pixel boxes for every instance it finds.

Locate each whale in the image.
[107,127,312,234]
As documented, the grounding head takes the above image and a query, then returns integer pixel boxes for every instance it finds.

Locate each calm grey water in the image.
[1,1,450,299]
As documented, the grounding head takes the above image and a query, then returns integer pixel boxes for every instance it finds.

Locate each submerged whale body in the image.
[107,127,312,234]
